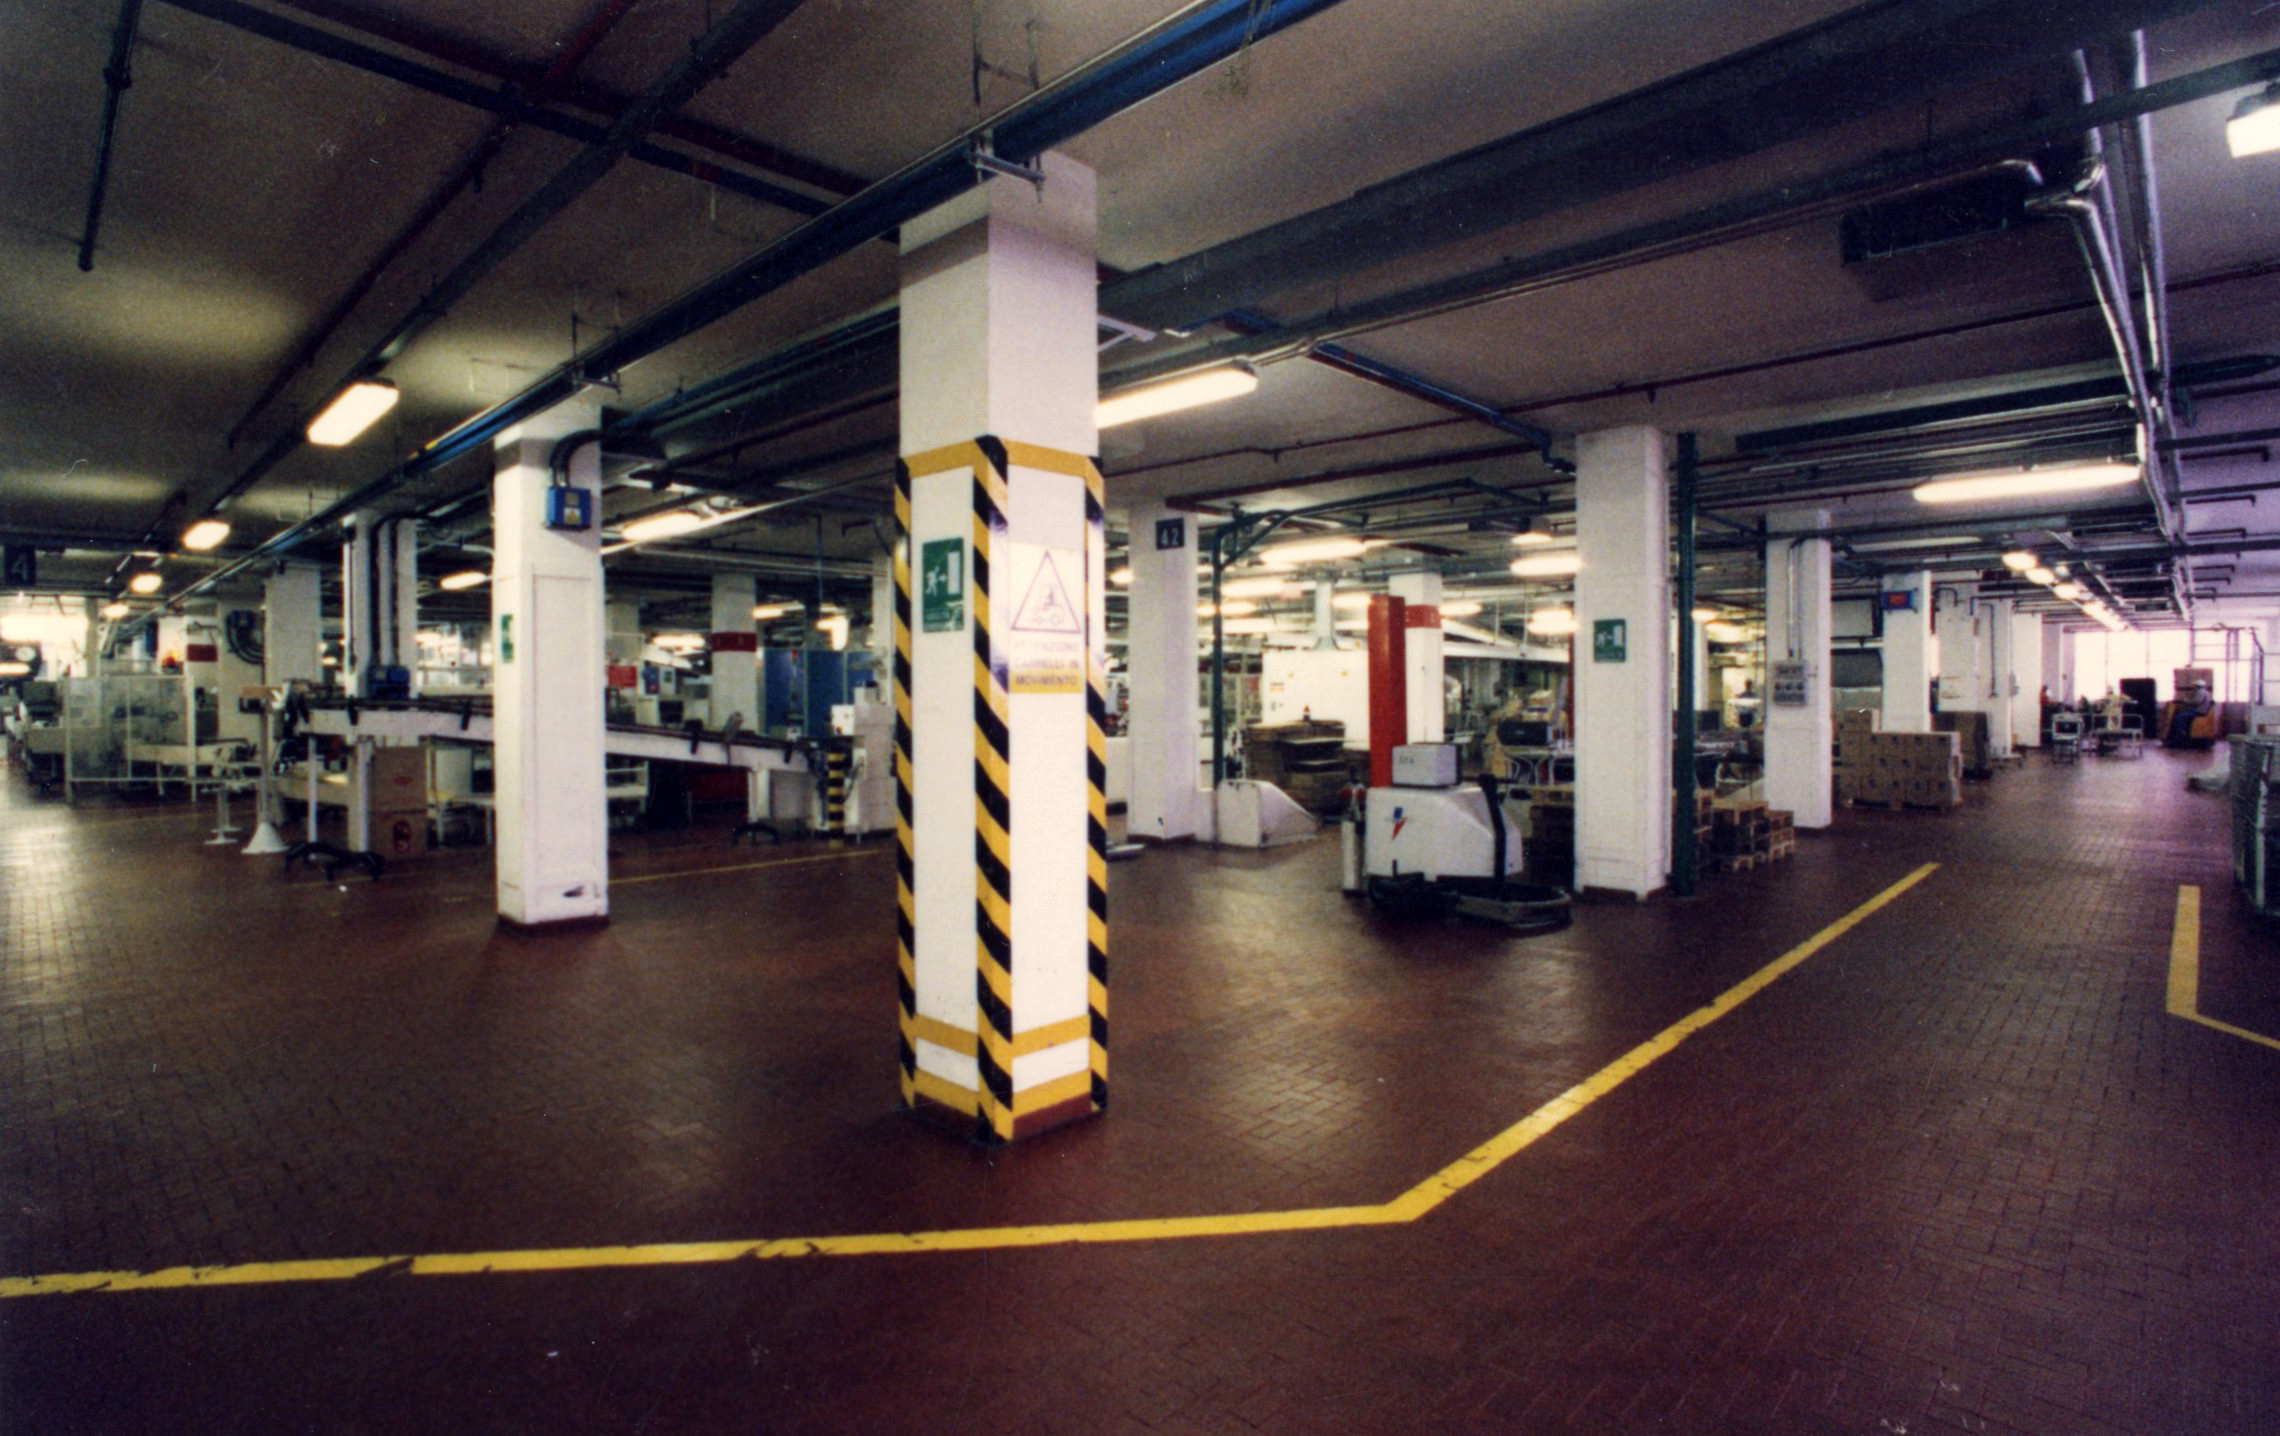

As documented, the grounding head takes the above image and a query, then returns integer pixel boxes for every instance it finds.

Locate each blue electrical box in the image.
[545,485,593,531]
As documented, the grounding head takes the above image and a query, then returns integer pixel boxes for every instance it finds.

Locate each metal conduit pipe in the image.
[196,0,811,517]
[77,0,146,273]
[143,0,1353,630]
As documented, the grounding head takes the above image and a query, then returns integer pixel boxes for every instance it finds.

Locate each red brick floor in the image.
[2,747,2276,1433]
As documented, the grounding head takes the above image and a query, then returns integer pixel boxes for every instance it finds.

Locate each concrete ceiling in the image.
[2,0,2278,632]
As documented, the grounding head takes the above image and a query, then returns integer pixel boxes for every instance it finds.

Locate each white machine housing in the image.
[1364,785,1523,882]
[1390,742,1459,788]
[827,698,897,835]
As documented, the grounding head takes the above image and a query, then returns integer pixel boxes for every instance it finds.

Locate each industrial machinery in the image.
[1339,595,1569,932]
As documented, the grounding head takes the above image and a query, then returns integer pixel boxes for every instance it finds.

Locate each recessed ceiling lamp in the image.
[1257,536,1374,567]
[2001,550,2038,571]
[752,603,792,620]
[2026,565,2057,585]
[437,570,488,591]
[181,518,231,551]
[620,509,708,543]
[128,571,163,595]
[1109,567,1133,586]
[1526,607,1577,636]
[2052,581,2087,601]
[100,601,130,619]
[1511,518,1555,547]
[1096,363,1259,429]
[1510,552,1583,578]
[1439,600,1483,618]
[2228,83,2280,158]
[305,379,400,446]
[1912,461,2138,505]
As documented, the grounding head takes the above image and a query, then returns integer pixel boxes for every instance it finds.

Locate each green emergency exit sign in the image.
[1592,618,1627,663]
[921,538,965,633]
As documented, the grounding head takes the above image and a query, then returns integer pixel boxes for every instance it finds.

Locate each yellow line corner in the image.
[0,864,1941,1301]
[2169,883,2280,1053]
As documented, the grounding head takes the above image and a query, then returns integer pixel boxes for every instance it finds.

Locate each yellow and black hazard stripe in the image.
[892,459,917,1108]
[971,436,1017,1144]
[1082,456,1110,1112]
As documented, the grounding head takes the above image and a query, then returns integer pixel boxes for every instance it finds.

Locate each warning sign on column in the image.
[1006,543,1084,695]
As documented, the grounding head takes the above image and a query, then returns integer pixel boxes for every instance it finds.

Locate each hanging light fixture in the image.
[2227,83,2280,158]
[620,509,708,543]
[2001,551,2038,571]
[1510,551,1583,578]
[437,571,488,591]
[101,601,131,619]
[1526,607,1577,636]
[1096,363,1259,429]
[128,571,163,595]
[1912,461,2138,505]
[1510,516,1555,547]
[1257,536,1375,567]
[305,379,401,446]
[181,518,231,551]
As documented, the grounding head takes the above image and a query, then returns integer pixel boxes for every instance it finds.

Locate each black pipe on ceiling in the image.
[77,0,146,273]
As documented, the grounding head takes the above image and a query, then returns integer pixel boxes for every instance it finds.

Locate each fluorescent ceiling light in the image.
[0,660,31,677]
[1511,523,1555,547]
[620,509,708,543]
[1333,617,1369,632]
[181,518,231,551]
[1096,363,1259,429]
[101,601,130,619]
[1705,622,1752,643]
[1849,536,1977,552]
[1258,536,1373,567]
[2026,565,2057,585]
[1332,591,1374,611]
[2228,84,2280,158]
[1220,575,1300,599]
[1526,607,1577,636]
[1439,600,1483,618]
[2001,550,2038,571]
[1109,567,1132,587]
[1690,606,1720,622]
[652,632,706,651]
[752,603,792,620]
[1220,617,1276,636]
[2052,581,2086,601]
[128,571,163,595]
[1199,599,1259,618]
[1913,461,2138,505]
[1510,552,1583,578]
[437,570,488,591]
[305,379,400,446]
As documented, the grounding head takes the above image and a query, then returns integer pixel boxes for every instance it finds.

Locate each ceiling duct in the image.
[1838,157,2080,302]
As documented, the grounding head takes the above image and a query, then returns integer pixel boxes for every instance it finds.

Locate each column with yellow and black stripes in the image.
[895,150,1105,1142]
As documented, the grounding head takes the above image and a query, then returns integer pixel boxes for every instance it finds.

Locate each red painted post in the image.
[1367,594,1407,788]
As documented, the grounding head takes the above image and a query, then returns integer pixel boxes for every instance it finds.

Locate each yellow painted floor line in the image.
[2168,883,2280,1053]
[611,848,886,886]
[0,862,1940,1301]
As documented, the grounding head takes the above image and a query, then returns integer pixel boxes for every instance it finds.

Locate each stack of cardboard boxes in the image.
[1932,711,1993,778]
[1835,709,1962,810]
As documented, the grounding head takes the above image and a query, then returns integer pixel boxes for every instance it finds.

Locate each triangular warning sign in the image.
[1012,553,1082,633]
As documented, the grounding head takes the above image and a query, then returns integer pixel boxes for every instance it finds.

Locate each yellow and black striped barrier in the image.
[892,458,918,1109]
[823,740,851,834]
[971,436,1018,1143]
[1082,456,1110,1112]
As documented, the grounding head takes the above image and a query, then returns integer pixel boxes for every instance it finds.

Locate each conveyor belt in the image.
[296,697,812,774]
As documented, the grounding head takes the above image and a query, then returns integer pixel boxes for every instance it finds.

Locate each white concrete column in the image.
[899,152,1102,1141]
[492,399,606,928]
[384,518,419,694]
[2011,610,2043,748]
[2059,626,2079,704]
[1764,511,1834,829]
[263,565,323,686]
[1985,597,2017,759]
[1126,499,1200,841]
[1312,580,1336,648]
[1879,570,1933,733]
[869,552,894,665]
[1936,586,1981,717]
[1690,622,1709,712]
[709,571,758,728]
[1389,570,1444,742]
[341,513,374,695]
[1573,425,1671,895]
